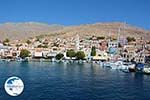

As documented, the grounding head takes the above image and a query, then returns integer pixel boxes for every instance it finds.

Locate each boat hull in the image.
[128,68,136,72]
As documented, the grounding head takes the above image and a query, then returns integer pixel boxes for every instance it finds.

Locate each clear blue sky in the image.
[0,0,150,29]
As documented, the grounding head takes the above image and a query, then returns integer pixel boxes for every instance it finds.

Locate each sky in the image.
[0,0,150,29]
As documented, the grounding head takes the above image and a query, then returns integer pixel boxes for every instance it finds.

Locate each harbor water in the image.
[0,61,150,100]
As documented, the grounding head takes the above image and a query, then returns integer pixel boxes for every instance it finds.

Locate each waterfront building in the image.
[134,53,145,63]
[99,41,107,51]
[121,45,136,61]
[107,40,119,55]
[47,51,58,59]
[0,44,12,58]
[93,49,109,61]
[119,37,128,46]
[33,51,43,58]
[108,41,118,48]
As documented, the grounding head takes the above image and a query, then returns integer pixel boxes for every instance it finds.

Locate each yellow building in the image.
[93,51,109,61]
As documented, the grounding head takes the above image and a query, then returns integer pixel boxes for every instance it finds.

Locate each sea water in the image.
[0,61,150,100]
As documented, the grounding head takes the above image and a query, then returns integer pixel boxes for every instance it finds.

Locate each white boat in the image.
[83,60,86,63]
[79,60,83,63]
[51,58,56,62]
[103,60,135,71]
[102,61,112,68]
[40,58,44,62]
[111,61,123,69]
[16,57,28,62]
[102,61,122,69]
[120,62,135,72]
[99,61,103,67]
[5,59,11,62]
[143,67,150,75]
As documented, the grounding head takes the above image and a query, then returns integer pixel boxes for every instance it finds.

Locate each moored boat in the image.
[143,68,150,75]
[128,65,136,72]
[102,61,112,68]
[120,62,135,73]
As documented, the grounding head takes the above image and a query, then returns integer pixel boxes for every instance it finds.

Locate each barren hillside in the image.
[0,22,149,40]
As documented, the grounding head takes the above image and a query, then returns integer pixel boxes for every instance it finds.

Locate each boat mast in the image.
[117,27,120,53]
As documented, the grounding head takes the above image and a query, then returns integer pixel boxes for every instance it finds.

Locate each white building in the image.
[108,41,118,48]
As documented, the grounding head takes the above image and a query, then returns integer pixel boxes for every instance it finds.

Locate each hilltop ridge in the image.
[0,22,149,40]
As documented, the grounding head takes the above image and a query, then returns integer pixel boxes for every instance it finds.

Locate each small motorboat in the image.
[143,68,150,75]
[120,68,129,73]
[135,63,145,73]
[102,61,112,68]
[5,59,11,62]
[110,61,135,70]
[120,62,135,73]
[128,65,136,72]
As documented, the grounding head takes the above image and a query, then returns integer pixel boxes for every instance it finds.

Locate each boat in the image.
[102,61,122,69]
[128,65,136,72]
[102,61,112,68]
[143,67,150,75]
[120,62,135,72]
[1,59,12,62]
[135,63,144,73]
[5,59,11,62]
[142,64,150,75]
[78,60,83,64]
[103,60,135,71]
[111,61,124,70]
[99,61,103,67]
[51,58,56,62]
[121,68,129,73]
[16,57,29,62]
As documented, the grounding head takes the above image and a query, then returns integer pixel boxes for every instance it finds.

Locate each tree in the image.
[4,38,10,43]
[91,46,96,56]
[20,49,30,59]
[66,49,76,59]
[3,38,10,46]
[126,37,136,42]
[55,53,64,60]
[97,36,105,40]
[76,51,85,60]
[37,44,48,48]
[36,38,39,41]
[26,40,31,44]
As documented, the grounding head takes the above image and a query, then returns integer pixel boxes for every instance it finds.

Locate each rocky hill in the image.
[0,22,64,40]
[57,23,150,40]
[0,22,149,40]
